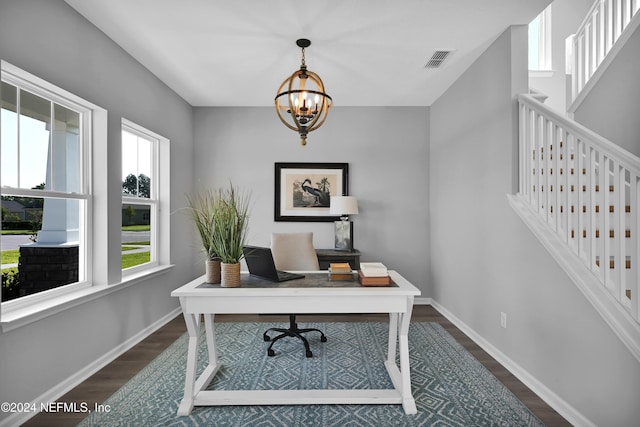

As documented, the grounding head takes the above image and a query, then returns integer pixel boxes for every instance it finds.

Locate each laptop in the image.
[243,246,305,282]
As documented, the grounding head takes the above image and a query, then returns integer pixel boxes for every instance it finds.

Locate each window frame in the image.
[121,119,162,275]
[529,5,553,76]
[1,61,93,312]
[0,61,172,332]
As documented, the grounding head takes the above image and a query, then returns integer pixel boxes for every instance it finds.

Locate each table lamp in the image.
[329,196,358,251]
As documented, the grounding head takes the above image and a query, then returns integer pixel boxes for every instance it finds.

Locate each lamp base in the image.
[334,220,353,251]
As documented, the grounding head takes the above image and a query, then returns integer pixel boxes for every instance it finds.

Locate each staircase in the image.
[566,0,640,111]
[510,93,640,362]
[510,0,640,363]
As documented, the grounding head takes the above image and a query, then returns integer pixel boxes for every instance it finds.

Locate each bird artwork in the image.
[296,178,330,207]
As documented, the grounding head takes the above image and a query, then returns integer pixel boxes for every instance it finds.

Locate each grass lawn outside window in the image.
[2,227,151,274]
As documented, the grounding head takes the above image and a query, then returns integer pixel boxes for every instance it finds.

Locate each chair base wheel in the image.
[263,315,326,358]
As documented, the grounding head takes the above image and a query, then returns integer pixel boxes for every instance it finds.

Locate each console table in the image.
[171,271,420,416]
[315,248,360,269]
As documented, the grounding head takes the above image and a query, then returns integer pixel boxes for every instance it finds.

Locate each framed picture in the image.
[275,162,349,222]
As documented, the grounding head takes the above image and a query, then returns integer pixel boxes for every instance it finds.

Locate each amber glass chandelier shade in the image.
[274,39,332,146]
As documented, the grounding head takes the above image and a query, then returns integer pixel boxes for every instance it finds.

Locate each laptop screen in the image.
[243,246,279,280]
[243,246,304,282]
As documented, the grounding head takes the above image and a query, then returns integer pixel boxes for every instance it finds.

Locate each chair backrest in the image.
[270,232,320,271]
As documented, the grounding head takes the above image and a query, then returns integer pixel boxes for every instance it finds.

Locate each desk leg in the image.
[398,296,416,414]
[387,312,398,363]
[177,298,200,416]
[204,314,218,367]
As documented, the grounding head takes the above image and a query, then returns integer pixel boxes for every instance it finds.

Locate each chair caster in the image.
[263,334,271,342]
[305,350,313,358]
[268,349,275,357]
[320,336,327,342]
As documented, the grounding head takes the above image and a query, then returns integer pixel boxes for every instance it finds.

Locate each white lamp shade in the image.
[329,196,359,215]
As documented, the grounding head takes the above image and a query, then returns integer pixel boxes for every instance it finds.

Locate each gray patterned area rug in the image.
[78,322,545,427]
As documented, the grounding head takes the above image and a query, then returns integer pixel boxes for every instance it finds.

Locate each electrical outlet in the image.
[500,312,507,329]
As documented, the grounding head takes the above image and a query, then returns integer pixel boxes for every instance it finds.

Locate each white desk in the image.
[171,271,421,416]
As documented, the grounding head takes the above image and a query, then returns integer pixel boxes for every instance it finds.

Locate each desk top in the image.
[172,271,421,298]
[198,273,388,289]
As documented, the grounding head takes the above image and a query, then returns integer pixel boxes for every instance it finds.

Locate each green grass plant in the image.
[122,251,151,269]
[1,245,151,272]
[211,184,251,264]
[1,249,19,265]
[122,225,150,232]
[186,190,220,261]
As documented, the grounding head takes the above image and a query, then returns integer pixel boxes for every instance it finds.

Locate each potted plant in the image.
[186,190,222,283]
[211,184,251,287]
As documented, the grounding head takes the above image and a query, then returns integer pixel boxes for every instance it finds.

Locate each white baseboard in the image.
[0,307,182,427]
[430,299,595,427]
[414,297,431,305]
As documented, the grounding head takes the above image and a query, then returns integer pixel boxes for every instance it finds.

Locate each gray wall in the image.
[0,0,196,420]
[430,25,640,426]
[573,21,640,157]
[192,106,431,292]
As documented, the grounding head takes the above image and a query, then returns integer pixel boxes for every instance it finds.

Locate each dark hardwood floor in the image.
[22,305,571,426]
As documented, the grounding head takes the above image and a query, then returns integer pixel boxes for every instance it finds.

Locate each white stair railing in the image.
[567,0,639,105]
[517,93,640,325]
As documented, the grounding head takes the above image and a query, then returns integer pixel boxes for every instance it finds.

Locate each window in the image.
[529,5,552,73]
[121,120,165,274]
[0,62,170,330]
[1,62,90,304]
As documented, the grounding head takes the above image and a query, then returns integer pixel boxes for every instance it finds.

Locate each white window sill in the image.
[0,264,174,333]
[529,70,555,78]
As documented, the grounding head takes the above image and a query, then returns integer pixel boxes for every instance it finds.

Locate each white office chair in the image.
[264,232,327,357]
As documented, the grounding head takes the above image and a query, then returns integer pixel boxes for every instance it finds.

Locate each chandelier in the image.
[275,39,332,146]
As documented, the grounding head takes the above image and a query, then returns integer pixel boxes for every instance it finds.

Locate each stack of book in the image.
[328,262,354,281]
[358,262,391,286]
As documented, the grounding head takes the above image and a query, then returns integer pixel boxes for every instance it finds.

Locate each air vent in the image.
[424,50,454,69]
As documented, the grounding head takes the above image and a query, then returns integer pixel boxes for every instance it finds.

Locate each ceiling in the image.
[63,0,549,107]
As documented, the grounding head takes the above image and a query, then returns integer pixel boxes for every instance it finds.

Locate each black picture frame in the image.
[274,162,349,222]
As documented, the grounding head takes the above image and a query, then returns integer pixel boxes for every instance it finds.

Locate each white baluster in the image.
[614,0,623,40]
[519,103,526,196]
[594,149,605,281]
[602,156,613,292]
[566,134,577,251]
[633,176,639,319]
[598,1,606,63]
[616,163,627,303]
[606,0,614,52]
